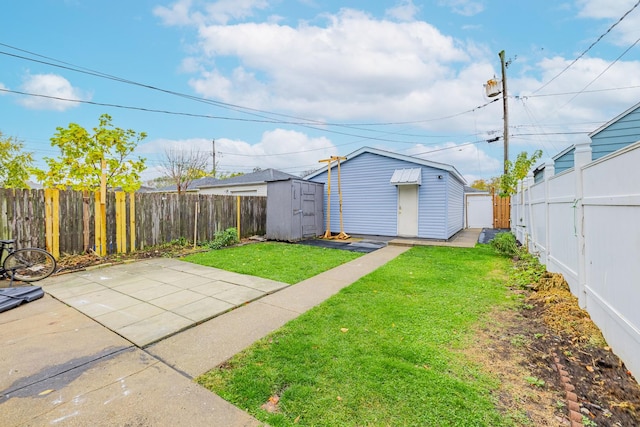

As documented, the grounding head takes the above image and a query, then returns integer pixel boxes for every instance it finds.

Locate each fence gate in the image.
[493,194,511,228]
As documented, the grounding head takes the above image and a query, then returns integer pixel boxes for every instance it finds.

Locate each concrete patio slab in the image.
[93,302,165,329]
[115,311,195,345]
[1,295,263,427]
[40,258,290,347]
[0,295,130,395]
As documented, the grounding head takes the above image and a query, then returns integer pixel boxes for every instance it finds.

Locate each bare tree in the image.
[160,147,211,194]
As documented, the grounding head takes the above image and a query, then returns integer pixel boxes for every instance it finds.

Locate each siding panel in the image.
[446,176,464,238]
[591,106,640,160]
[310,152,463,238]
[554,147,575,174]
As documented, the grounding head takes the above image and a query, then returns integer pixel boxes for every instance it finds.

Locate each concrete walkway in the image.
[1,245,409,426]
[389,227,482,248]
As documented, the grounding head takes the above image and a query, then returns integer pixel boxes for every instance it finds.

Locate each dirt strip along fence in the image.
[512,139,640,379]
[0,189,266,256]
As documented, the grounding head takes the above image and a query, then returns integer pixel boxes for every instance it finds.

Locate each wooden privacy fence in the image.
[0,189,266,257]
[492,193,511,228]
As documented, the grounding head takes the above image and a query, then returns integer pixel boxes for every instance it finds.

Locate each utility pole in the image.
[212,139,216,177]
[499,50,509,175]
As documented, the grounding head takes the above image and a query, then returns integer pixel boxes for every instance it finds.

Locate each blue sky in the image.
[1,0,640,183]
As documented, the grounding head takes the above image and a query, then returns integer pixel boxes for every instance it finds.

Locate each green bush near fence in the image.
[205,227,239,249]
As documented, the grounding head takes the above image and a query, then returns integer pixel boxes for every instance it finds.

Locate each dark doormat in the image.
[296,239,387,253]
[478,228,511,245]
[0,286,44,313]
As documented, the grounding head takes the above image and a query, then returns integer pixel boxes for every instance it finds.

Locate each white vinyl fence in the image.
[513,139,640,378]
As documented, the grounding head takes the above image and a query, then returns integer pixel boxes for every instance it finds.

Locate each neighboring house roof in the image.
[305,146,467,184]
[589,100,640,138]
[198,168,298,189]
[26,181,43,190]
[155,177,214,192]
[533,143,575,174]
[155,168,297,192]
[135,185,156,193]
[464,186,489,193]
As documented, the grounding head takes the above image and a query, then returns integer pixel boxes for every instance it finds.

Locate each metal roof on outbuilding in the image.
[390,168,422,185]
[155,168,298,192]
[198,168,298,188]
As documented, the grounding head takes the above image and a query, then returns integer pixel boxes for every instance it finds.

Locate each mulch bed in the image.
[519,279,640,426]
[54,243,205,274]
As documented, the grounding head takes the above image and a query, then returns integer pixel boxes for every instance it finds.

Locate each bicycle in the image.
[0,240,57,285]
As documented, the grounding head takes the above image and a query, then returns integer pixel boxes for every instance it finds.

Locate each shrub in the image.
[489,232,547,289]
[206,227,239,250]
[490,232,519,257]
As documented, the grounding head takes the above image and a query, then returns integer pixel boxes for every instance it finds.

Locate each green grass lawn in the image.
[196,245,518,426]
[182,242,363,284]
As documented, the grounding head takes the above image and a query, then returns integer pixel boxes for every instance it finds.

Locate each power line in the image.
[0,43,501,130]
[552,35,640,109]
[0,87,489,146]
[531,0,640,95]
[522,84,640,98]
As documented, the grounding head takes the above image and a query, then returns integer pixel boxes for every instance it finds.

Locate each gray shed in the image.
[266,179,324,241]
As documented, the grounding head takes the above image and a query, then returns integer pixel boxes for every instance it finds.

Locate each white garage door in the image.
[466,194,493,228]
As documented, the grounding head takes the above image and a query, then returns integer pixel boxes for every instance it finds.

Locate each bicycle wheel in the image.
[4,248,56,282]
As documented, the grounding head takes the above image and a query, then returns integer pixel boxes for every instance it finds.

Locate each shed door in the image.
[291,181,302,240]
[301,182,319,237]
[397,185,418,237]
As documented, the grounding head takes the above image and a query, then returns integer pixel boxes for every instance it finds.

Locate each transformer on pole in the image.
[484,50,509,175]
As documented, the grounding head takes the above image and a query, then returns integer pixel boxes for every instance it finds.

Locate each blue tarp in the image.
[0,286,44,313]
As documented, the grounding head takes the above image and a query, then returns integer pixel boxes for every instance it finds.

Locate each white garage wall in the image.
[465,194,492,228]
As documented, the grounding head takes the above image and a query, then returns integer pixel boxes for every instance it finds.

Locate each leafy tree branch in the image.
[0,132,34,189]
[32,114,147,192]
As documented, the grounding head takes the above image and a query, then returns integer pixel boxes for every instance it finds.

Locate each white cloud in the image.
[17,73,87,111]
[576,0,637,18]
[186,8,477,127]
[576,0,640,46]
[203,0,269,24]
[138,129,338,177]
[154,0,268,26]
[514,56,640,124]
[154,0,202,26]
[0,82,7,93]
[406,142,501,182]
[385,0,420,22]
[438,0,485,17]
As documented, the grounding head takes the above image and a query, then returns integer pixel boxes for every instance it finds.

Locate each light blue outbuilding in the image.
[306,147,467,239]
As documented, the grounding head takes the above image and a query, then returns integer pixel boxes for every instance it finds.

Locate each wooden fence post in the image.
[82,191,90,252]
[45,189,52,252]
[236,195,241,239]
[115,192,126,253]
[94,191,107,256]
[129,193,136,252]
[44,189,60,258]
